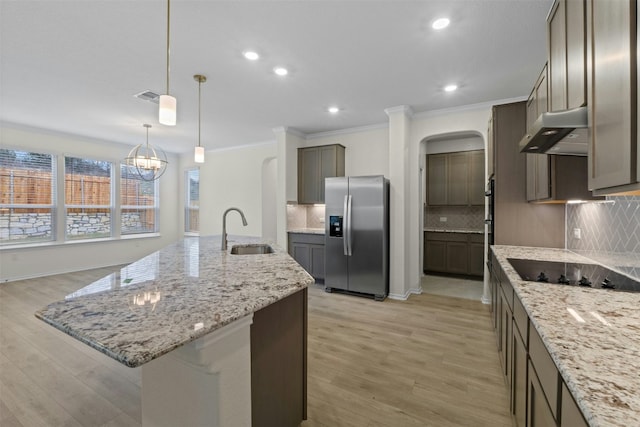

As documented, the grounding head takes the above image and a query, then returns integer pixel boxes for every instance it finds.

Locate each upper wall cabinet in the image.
[548,0,586,112]
[587,0,640,195]
[298,144,345,204]
[426,150,484,207]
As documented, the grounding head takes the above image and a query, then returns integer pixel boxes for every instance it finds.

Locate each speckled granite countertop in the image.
[492,245,640,427]
[424,228,484,234]
[288,228,325,235]
[35,236,314,368]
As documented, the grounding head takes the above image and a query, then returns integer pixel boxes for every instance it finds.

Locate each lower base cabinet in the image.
[288,233,325,282]
[490,249,589,427]
[424,232,484,277]
[251,289,307,427]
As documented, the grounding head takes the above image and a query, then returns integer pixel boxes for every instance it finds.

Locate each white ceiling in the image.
[0,0,553,154]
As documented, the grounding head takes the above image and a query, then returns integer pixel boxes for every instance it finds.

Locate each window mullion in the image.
[113,161,121,237]
[55,154,65,242]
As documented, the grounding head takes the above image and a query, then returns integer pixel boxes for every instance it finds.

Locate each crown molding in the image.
[271,126,306,138]
[413,96,528,120]
[384,105,414,117]
[306,122,389,140]
[206,139,276,154]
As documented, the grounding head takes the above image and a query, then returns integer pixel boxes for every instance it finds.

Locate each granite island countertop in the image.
[288,228,325,235]
[35,235,314,368]
[491,245,640,427]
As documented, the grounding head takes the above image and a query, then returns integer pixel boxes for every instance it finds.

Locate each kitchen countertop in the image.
[288,228,325,235]
[491,245,640,427]
[35,235,314,368]
[424,227,484,234]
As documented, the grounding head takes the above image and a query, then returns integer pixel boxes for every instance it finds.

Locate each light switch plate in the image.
[573,228,581,239]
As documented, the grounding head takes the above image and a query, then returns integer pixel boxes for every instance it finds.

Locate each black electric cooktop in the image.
[507,258,640,293]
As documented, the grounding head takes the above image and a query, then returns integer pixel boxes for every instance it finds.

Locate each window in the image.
[0,149,56,245]
[185,169,199,233]
[121,165,158,235]
[65,157,112,240]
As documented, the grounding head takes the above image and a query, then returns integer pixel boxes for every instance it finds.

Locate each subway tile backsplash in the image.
[424,206,485,231]
[566,195,640,280]
[287,204,326,230]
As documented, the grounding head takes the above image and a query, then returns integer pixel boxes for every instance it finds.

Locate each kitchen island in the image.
[491,245,640,427]
[35,235,314,427]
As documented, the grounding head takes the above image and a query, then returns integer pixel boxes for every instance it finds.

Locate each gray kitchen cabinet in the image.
[447,152,469,205]
[512,296,529,427]
[528,360,557,427]
[548,0,567,112]
[287,233,325,282]
[561,382,589,427]
[498,284,512,387]
[487,116,494,177]
[426,150,485,206]
[427,154,448,206]
[424,232,483,277]
[587,0,640,195]
[548,0,586,112]
[297,144,345,204]
[527,154,601,202]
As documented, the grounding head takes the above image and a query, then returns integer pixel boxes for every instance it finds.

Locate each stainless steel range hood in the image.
[519,106,588,155]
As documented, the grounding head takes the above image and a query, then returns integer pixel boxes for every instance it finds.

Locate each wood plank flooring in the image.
[0,268,512,426]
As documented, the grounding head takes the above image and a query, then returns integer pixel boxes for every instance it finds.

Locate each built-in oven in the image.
[485,176,495,261]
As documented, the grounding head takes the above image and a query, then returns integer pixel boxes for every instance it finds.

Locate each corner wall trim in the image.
[388,287,423,301]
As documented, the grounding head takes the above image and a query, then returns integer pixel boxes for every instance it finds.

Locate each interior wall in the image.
[0,124,181,282]
[304,126,389,177]
[198,142,277,238]
[425,135,484,154]
[261,157,278,240]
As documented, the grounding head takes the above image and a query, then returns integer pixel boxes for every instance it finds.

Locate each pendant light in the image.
[124,124,169,181]
[193,74,206,163]
[159,0,176,126]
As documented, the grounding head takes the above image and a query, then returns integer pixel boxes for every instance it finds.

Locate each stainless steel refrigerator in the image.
[324,175,389,301]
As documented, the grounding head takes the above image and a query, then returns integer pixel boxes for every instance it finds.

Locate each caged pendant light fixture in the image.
[193,74,207,163]
[159,0,176,126]
[124,124,169,181]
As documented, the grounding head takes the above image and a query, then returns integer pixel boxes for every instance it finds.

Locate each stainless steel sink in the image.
[230,244,274,255]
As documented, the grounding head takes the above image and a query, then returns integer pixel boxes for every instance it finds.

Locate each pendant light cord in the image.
[198,79,201,147]
[166,0,171,95]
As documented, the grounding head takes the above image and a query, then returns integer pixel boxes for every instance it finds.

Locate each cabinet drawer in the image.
[499,273,514,311]
[529,325,560,420]
[288,233,324,245]
[513,295,528,344]
[425,232,467,242]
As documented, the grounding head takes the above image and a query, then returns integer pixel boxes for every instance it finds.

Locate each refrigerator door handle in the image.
[343,195,349,255]
[346,194,353,256]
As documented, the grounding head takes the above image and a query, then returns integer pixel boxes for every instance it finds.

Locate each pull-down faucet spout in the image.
[221,207,248,250]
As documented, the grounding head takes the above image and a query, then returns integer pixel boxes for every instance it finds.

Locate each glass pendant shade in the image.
[194,146,205,163]
[159,94,177,126]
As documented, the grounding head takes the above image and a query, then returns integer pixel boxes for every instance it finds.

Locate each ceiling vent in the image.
[133,90,160,104]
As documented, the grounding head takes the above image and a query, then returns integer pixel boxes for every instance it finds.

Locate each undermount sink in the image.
[230,244,274,255]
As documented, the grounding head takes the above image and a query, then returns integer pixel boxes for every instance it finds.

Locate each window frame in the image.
[184,168,200,234]
[120,164,160,236]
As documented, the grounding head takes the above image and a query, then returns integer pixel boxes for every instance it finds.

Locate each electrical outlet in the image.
[573,228,581,239]
[439,217,447,222]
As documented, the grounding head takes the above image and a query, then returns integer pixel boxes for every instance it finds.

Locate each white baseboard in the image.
[388,286,423,301]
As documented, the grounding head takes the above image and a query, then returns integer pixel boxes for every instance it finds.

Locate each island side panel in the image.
[251,287,307,427]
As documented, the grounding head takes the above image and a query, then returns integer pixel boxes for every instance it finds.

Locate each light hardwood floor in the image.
[0,268,512,427]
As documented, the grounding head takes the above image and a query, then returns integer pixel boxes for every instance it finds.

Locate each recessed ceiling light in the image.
[274,67,288,76]
[243,50,259,61]
[328,106,340,114]
[444,84,458,92]
[432,18,450,30]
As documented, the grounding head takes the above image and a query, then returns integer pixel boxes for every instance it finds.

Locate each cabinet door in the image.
[467,242,484,277]
[291,243,311,273]
[424,240,447,272]
[566,0,586,108]
[318,145,341,203]
[535,154,551,200]
[512,322,528,427]
[528,361,557,427]
[487,117,495,177]
[548,0,567,112]
[536,65,548,116]
[446,241,468,274]
[468,150,485,206]
[309,245,325,281]
[526,94,537,136]
[588,0,638,190]
[561,382,588,427]
[298,148,319,203]
[499,288,512,385]
[447,152,469,205]
[491,265,499,330]
[427,154,448,206]
[526,154,538,201]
